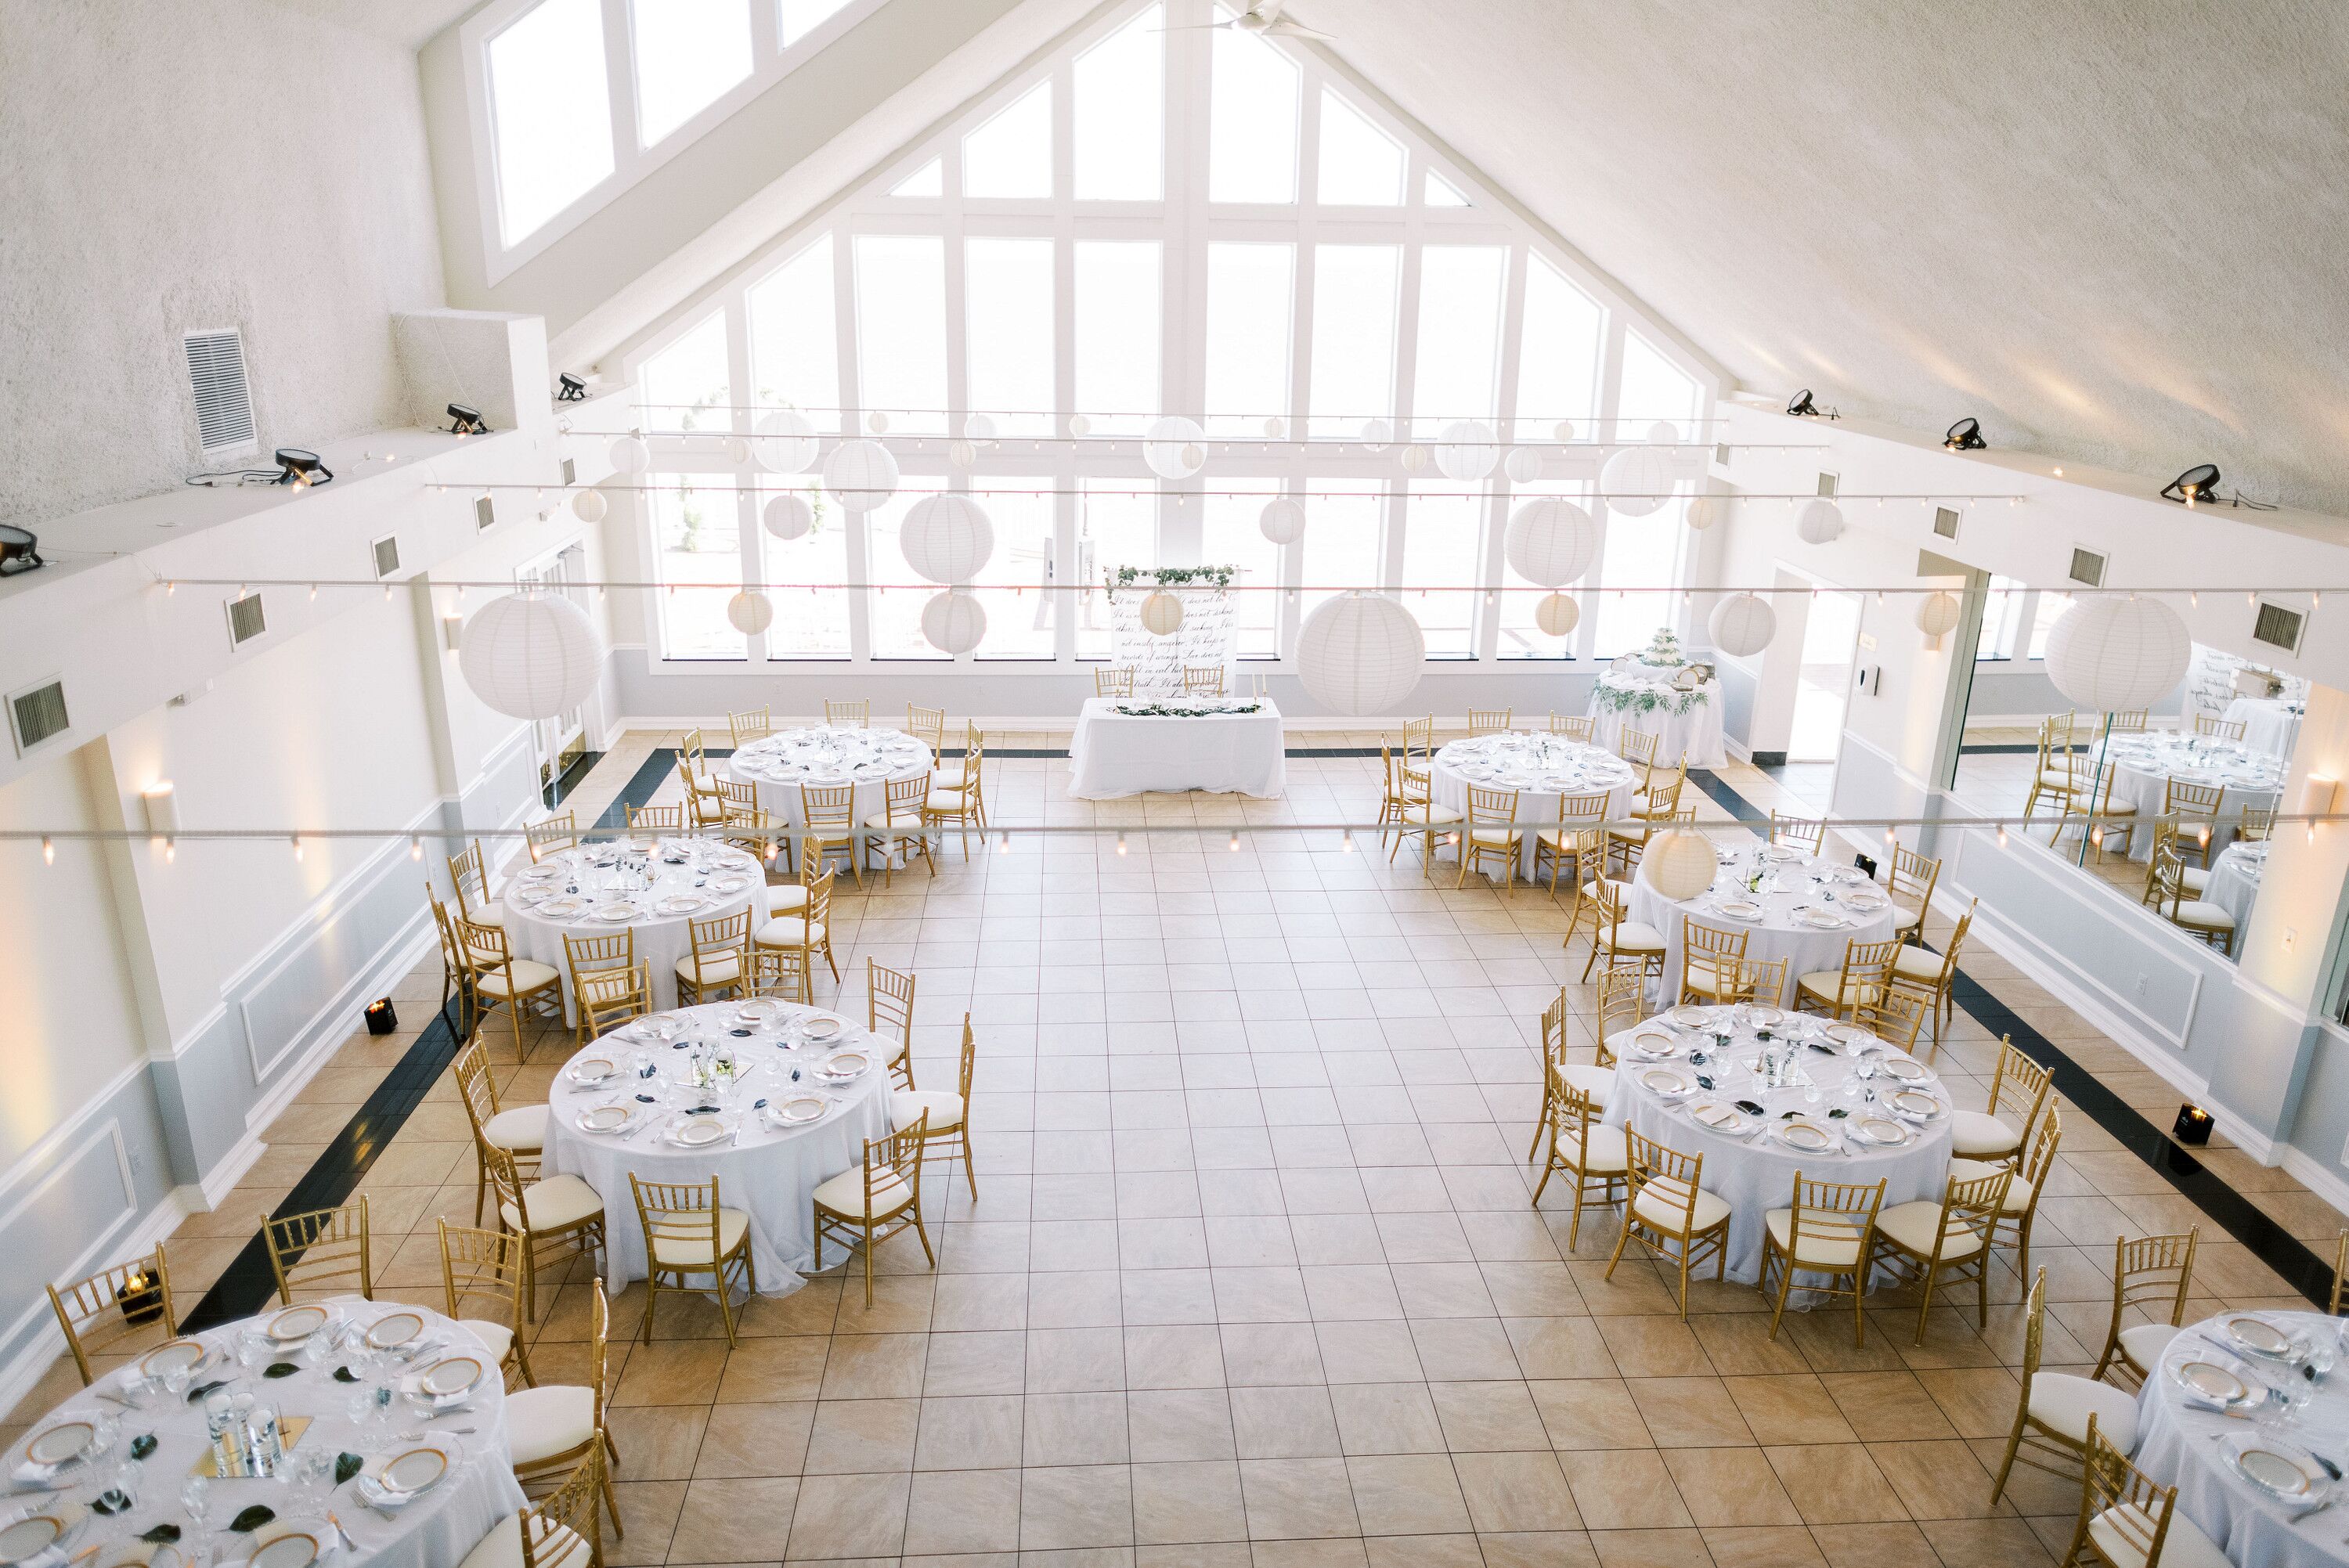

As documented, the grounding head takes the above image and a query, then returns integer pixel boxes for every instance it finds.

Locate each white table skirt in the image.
[500,847,762,1026]
[1066,697,1286,799]
[2206,845,2264,928]
[1588,685,1727,769]
[1628,852,1899,1009]
[2224,697,2304,759]
[727,728,935,868]
[5,1298,525,1568]
[1603,1007,1953,1286]
[2135,1314,2349,1568]
[1427,736,1637,881]
[542,1002,894,1295]
[2100,756,2282,862]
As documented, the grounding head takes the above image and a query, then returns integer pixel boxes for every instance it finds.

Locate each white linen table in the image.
[2223,696,2304,759]
[1427,734,1639,882]
[2134,1311,2349,1568]
[727,728,935,867]
[1628,845,1899,1008]
[1066,697,1286,799]
[2095,732,2286,861]
[2206,842,2267,929]
[1603,1004,1954,1286]
[1587,676,1727,768]
[2,1296,525,1568]
[541,1000,893,1295]
[499,841,763,1024]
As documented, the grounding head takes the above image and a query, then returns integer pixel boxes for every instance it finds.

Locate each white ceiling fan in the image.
[1160,2,1335,41]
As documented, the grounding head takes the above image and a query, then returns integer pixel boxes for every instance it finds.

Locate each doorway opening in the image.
[1788,589,1862,762]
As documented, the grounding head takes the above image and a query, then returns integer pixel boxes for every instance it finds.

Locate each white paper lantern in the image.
[1684,496,1722,531]
[1143,416,1208,480]
[1503,446,1543,485]
[727,589,776,636]
[1398,445,1431,474]
[947,438,977,468]
[2044,597,2190,712]
[1434,420,1499,481]
[752,410,818,473]
[1261,416,1286,439]
[1709,593,1777,657]
[964,413,998,443]
[1639,827,1718,901]
[762,493,814,541]
[1297,593,1426,715]
[571,487,608,523]
[1067,413,1092,437]
[1552,420,1576,442]
[1645,420,1680,445]
[723,438,751,465]
[1600,445,1676,516]
[900,494,995,584]
[1359,418,1393,452]
[458,592,605,720]
[1535,593,1580,638]
[1138,589,1185,636]
[1916,591,1963,639]
[921,589,987,654]
[1258,498,1307,546]
[1503,499,1599,588]
[1795,498,1845,545]
[608,435,650,474]
[823,439,898,512]
[868,410,891,434]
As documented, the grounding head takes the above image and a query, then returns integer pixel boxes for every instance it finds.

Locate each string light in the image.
[164,838,175,863]
[1229,832,1240,852]
[42,836,54,865]
[291,835,305,861]
[410,836,424,861]
[1115,833,1127,856]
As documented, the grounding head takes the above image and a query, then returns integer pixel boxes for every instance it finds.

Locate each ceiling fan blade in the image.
[1265,19,1334,38]
[1150,20,1235,30]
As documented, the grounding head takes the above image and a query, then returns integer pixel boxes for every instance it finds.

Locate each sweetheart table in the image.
[1066,697,1285,798]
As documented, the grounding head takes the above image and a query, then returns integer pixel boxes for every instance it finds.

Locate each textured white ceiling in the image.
[1306,0,2349,515]
[264,0,481,49]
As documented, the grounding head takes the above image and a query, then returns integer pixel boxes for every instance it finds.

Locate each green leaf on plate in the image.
[331,1367,358,1383]
[262,1362,299,1379]
[229,1506,276,1534]
[139,1525,183,1545]
[335,1452,364,1486]
[129,1434,157,1460]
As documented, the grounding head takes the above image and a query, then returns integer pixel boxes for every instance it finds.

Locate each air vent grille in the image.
[9,680,69,755]
[475,494,496,531]
[372,535,400,579]
[2067,548,2107,588]
[1712,443,1730,467]
[1932,506,1961,539]
[184,330,255,458]
[561,457,576,486]
[1816,473,1838,497]
[2253,601,2305,654]
[226,591,267,647]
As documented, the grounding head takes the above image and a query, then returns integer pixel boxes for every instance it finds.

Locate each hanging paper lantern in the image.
[763,493,814,541]
[1359,418,1394,452]
[723,438,751,465]
[727,590,776,636]
[1503,446,1543,485]
[1535,593,1580,638]
[867,410,891,434]
[921,589,987,654]
[608,435,651,474]
[1258,498,1307,546]
[1503,499,1599,588]
[1297,593,1426,715]
[1143,416,1208,480]
[1600,445,1676,516]
[571,488,609,524]
[823,439,898,513]
[947,439,977,468]
[1138,589,1185,636]
[1262,416,1286,439]
[900,494,995,584]
[1916,591,1963,640]
[1795,498,1845,544]
[752,410,818,474]
[1709,593,1777,657]
[964,413,998,443]
[1639,827,1719,901]
[458,593,605,720]
[1684,496,1722,531]
[2044,597,2190,712]
[1552,420,1577,442]
[1067,413,1092,437]
[1398,445,1431,474]
[1434,420,1499,481]
[1645,420,1680,445]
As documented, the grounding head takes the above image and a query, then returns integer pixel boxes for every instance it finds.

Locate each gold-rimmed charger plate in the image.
[669,1116,730,1148]
[1881,1057,1929,1081]
[1690,1102,1746,1133]
[772,1096,827,1125]
[375,1446,447,1497]
[1716,900,1765,921]
[1779,1122,1834,1152]
[1640,1068,1693,1096]
[820,1050,870,1077]
[23,1423,92,1469]
[2235,1442,2321,1498]
[265,1305,329,1343]
[576,1105,630,1134]
[417,1356,482,1399]
[568,1057,619,1086]
[1891,1090,1940,1119]
[363,1311,424,1350]
[2171,1358,2250,1406]
[1668,1005,1709,1026]
[245,1533,319,1568]
[1854,1116,1910,1147]
[1629,1031,1680,1058]
[0,1512,75,1563]
[2225,1316,2297,1360]
[139,1340,207,1379]
[800,1016,843,1041]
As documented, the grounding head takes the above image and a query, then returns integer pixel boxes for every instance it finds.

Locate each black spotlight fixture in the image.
[0,523,44,576]
[1943,416,1986,451]
[2161,463,2222,506]
[557,373,588,402]
[447,402,490,435]
[272,449,334,488]
[1786,388,1819,417]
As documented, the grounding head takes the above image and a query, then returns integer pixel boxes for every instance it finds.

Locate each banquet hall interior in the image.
[7,2,2349,1565]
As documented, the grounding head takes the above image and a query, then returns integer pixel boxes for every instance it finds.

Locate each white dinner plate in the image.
[0,1512,78,1564]
[800,1017,843,1042]
[363,1311,424,1351]
[669,1116,730,1148]
[1853,1116,1910,1147]
[265,1305,330,1343]
[245,1533,318,1568]
[23,1424,92,1469]
[593,903,637,923]
[1748,1006,1785,1026]
[818,1050,871,1080]
[734,1000,781,1025]
[711,877,751,894]
[1640,1067,1694,1098]
[139,1339,207,1379]
[1715,900,1765,921]
[1778,1121,1835,1153]
[2170,1358,2250,1407]
[2235,1441,2323,1500]
[656,896,705,916]
[576,1105,631,1134]
[2225,1316,2298,1361]
[1668,1005,1709,1027]
[1889,1090,1941,1122]
[416,1356,482,1400]
[770,1095,828,1126]
[1824,1023,1871,1048]
[1629,1030,1681,1059]
[638,1015,686,1039]
[1690,1102,1747,1134]
[568,1057,619,1087]
[535,897,585,919]
[373,1446,448,1498]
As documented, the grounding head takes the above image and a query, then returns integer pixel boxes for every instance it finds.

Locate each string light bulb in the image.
[410,836,423,861]
[1229,832,1240,852]
[1115,833,1128,856]
[42,836,55,865]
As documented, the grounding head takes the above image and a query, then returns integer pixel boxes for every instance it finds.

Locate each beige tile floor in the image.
[13,730,2340,1568]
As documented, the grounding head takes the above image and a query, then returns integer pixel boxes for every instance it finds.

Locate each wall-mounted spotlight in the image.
[272,449,334,487]
[1786,389,1820,417]
[556,373,588,402]
[0,523,44,576]
[1943,417,1986,451]
[2161,463,2222,506]
[447,403,490,435]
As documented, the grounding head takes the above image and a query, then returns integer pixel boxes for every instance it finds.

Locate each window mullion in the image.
[724,291,761,661]
[830,228,872,665]
[601,0,640,168]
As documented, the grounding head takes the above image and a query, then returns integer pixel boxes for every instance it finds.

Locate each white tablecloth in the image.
[1587,679,1727,769]
[542,1001,893,1294]
[499,842,763,1024]
[2224,697,2305,759]
[2135,1312,2349,1568]
[1427,734,1637,881]
[3,1298,525,1568]
[727,728,935,866]
[1066,697,1286,799]
[2206,842,2267,928]
[1628,847,1899,1008]
[2097,734,2286,861]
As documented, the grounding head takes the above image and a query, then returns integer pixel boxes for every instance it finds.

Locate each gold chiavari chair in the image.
[437,1220,537,1388]
[456,1446,608,1568]
[1886,898,1975,1059]
[2142,821,2215,902]
[932,720,980,794]
[1605,1130,1730,1320]
[449,841,506,928]
[2089,1228,2198,1390]
[814,1114,936,1307]
[431,892,474,1027]
[1677,917,1750,1005]
[1631,758,1687,816]
[754,869,839,985]
[1530,1079,1627,1249]
[679,755,727,830]
[2334,1230,2349,1315]
[1604,791,1688,878]
[454,915,563,1058]
[923,739,987,857]
[727,705,774,748]
[1592,968,1644,1065]
[1376,747,1411,852]
[749,940,812,1004]
[1727,954,1791,1011]
[1094,667,1136,697]
[526,813,580,862]
[1458,785,1523,887]
[454,1036,547,1223]
[624,803,684,835]
[1532,791,1611,902]
[1954,1103,2062,1283]
[503,1282,622,1535]
[262,1200,373,1305]
[1618,726,1659,774]
[1793,935,1902,1020]
[676,909,752,1004]
[2023,718,2083,826]
[48,1248,175,1386]
[1467,707,1512,736]
[715,778,778,860]
[1529,989,1615,1162]
[2051,1417,2228,1568]
[2057,761,2138,860]
[563,931,651,1046]
[1851,985,1932,1058]
[907,704,947,754]
[1766,812,1825,856]
[762,834,821,921]
[1401,716,1434,763]
[824,698,870,727]
[1759,1173,1886,1346]
[2161,778,2226,866]
[1571,876,1666,982]
[862,773,936,886]
[2145,839,2235,953]
[1951,1036,2051,1166]
[1547,713,1596,743]
[1394,758,1462,877]
[799,782,864,888]
[867,958,918,1088]
[1989,1268,2139,1502]
[2193,714,2246,741]
[1865,1166,2012,1344]
[1885,844,1940,946]
[2239,804,2275,843]
[1183,665,1227,696]
[895,1012,979,1196]
[484,1141,605,1323]
[680,726,714,788]
[2105,708,2151,734]
[630,1174,755,1346]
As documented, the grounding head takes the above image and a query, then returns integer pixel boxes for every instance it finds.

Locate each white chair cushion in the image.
[467,903,507,928]
[476,960,560,999]
[1947,1158,2033,1213]
[1553,1123,1628,1176]
[482,1104,547,1152]
[461,1319,514,1366]
[864,812,926,831]
[1950,1110,2021,1158]
[649,1206,751,1269]
[1763,1208,1867,1271]
[932,763,969,788]
[458,1514,590,1568]
[764,882,810,914]
[2028,1370,2138,1448]
[2088,1505,2229,1568]
[1412,804,1463,824]
[504,1384,597,1467]
[2119,1321,2182,1370]
[1874,1199,1986,1261]
[1559,1063,1613,1109]
[2164,899,2236,931]
[812,1165,916,1220]
[676,950,743,987]
[1795,970,1850,1000]
[925,791,976,812]
[1891,946,1942,982]
[1468,827,1520,846]
[2036,770,2077,788]
[2178,865,2211,893]
[1683,960,1741,996]
[1631,1184,1729,1235]
[893,1090,965,1132]
[754,917,827,948]
[500,1173,603,1235]
[1601,921,1667,954]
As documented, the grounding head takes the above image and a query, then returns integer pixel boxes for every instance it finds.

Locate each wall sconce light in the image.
[364,997,399,1036]
[140,782,179,836]
[2173,1104,2214,1146]
[1943,417,1986,451]
[2300,775,2339,819]
[443,613,466,652]
[557,373,588,402]
[446,403,490,435]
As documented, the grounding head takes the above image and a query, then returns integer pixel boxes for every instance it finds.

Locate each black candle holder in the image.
[115,1271,165,1325]
[364,998,398,1036]
[2173,1103,2214,1146]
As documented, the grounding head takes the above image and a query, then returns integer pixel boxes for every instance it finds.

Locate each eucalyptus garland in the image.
[1106,564,1240,589]
[1113,702,1262,718]
[1592,673,1710,716]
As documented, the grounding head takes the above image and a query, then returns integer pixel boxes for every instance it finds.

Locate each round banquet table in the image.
[541,1000,894,1296]
[1,1297,524,1568]
[500,841,764,1024]
[1426,734,1638,881]
[1627,845,1900,1009]
[1586,678,1727,769]
[2094,733,2286,862]
[2134,1311,2349,1568]
[2222,696,2304,759]
[1602,1004,1954,1286]
[726,727,933,867]
[2206,842,2268,929]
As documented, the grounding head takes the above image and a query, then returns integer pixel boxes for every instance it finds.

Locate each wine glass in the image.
[182,1474,214,1541]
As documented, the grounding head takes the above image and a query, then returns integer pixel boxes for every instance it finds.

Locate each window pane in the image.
[1307,244,1398,439]
[1299,488,1384,627]
[760,478,850,658]
[1208,19,1297,202]
[746,240,840,434]
[1076,481,1155,658]
[853,234,947,434]
[2027,592,2073,660]
[1075,240,1160,436]
[1203,243,1294,439]
[969,478,1058,659]
[1410,245,1506,437]
[1979,575,2024,660]
[1514,255,1604,440]
[1200,479,1283,658]
[963,81,1052,198]
[887,157,942,196]
[1497,478,1590,658]
[965,238,1055,438]
[1423,170,1470,207]
[1316,89,1403,204]
[1617,328,1702,441]
[640,312,733,434]
[633,0,752,146]
[488,0,615,246]
[1401,482,1480,657]
[1592,495,1685,657]
[866,490,947,659]
[1073,5,1163,200]
[652,487,745,658]
[779,0,856,46]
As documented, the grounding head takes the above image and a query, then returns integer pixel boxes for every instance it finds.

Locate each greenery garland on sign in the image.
[1592,673,1710,716]
[1113,702,1261,718]
[1106,564,1240,589]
